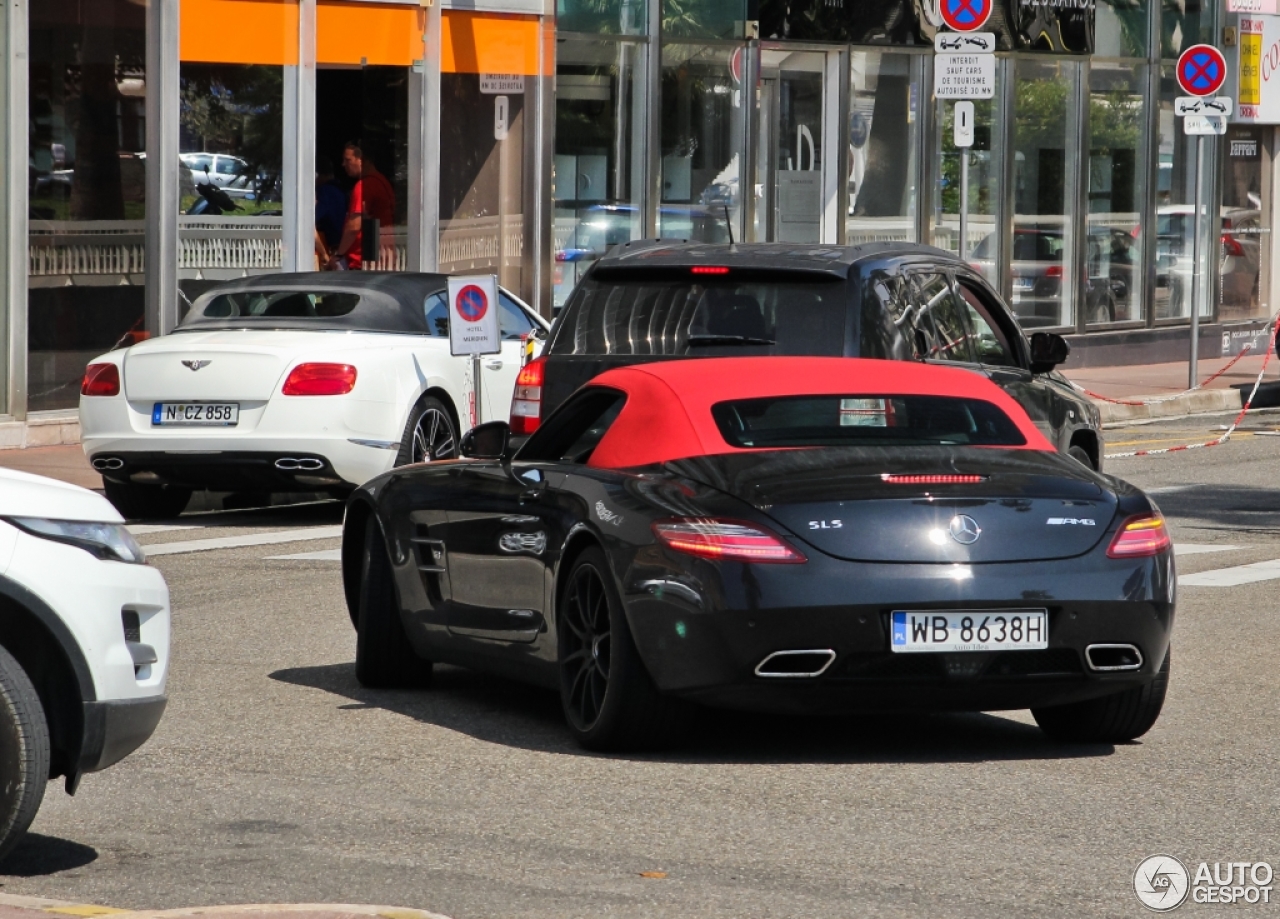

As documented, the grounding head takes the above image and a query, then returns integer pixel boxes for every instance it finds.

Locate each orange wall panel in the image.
[441,12,544,76]
[317,2,425,67]
[180,0,298,65]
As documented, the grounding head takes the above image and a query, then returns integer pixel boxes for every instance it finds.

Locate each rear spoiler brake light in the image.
[881,474,987,485]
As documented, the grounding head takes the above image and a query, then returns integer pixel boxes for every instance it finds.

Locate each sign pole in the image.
[1189,134,1206,390]
[472,352,483,426]
[959,149,970,260]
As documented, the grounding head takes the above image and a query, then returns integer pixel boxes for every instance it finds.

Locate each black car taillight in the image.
[510,356,546,435]
[1107,515,1171,558]
[652,518,806,564]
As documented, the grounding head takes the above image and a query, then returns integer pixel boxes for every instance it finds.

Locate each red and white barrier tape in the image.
[1105,312,1280,459]
[1075,337,1262,406]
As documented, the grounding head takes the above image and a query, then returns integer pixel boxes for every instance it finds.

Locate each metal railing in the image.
[28,217,414,281]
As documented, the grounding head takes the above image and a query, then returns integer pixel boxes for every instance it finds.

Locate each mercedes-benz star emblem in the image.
[948,515,982,545]
[181,360,211,371]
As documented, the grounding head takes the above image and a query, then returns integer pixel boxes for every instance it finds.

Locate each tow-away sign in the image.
[934,53,995,99]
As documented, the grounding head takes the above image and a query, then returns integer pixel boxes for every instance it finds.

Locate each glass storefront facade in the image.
[0,0,1277,430]
[28,0,148,413]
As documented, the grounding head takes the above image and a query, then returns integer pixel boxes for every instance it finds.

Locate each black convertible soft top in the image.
[177,272,452,335]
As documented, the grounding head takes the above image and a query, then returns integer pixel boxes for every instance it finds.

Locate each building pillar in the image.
[282,0,316,273]
[146,0,180,335]
[1,0,27,418]
[409,0,441,272]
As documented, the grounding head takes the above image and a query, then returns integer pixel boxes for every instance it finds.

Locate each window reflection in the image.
[659,43,743,244]
[1087,62,1147,324]
[848,51,920,245]
[554,38,645,307]
[178,64,284,311]
[315,67,409,271]
[29,0,147,412]
[1008,59,1076,329]
[934,80,1003,285]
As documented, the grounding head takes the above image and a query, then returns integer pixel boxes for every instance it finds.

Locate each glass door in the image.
[754,49,840,243]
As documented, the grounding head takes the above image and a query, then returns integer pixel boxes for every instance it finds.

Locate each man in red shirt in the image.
[327,142,395,270]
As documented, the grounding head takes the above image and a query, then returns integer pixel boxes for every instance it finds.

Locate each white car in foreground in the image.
[0,468,169,861]
[79,273,549,519]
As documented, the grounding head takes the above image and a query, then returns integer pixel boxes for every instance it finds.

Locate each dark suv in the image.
[515,241,1103,468]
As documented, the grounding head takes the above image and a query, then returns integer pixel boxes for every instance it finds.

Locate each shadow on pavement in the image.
[171,498,346,529]
[1154,484,1280,533]
[271,662,1116,765]
[0,833,98,877]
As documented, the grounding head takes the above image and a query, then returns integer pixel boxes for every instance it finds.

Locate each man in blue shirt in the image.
[314,163,347,267]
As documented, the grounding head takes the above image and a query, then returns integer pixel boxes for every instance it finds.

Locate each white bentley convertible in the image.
[79,273,548,519]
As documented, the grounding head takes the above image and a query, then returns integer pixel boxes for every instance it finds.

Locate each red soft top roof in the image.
[585,357,1055,469]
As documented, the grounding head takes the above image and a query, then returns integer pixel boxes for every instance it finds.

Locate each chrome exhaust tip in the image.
[92,456,125,471]
[1085,644,1144,672]
[754,649,836,678]
[275,457,325,472]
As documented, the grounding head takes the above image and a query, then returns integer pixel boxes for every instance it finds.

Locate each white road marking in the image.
[1148,485,1195,495]
[127,524,201,535]
[1180,558,1280,587]
[265,548,342,561]
[143,526,343,557]
[1174,543,1248,556]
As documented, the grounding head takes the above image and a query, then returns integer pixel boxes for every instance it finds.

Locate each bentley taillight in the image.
[81,363,121,397]
[510,356,546,435]
[652,518,806,564]
[281,363,357,396]
[1107,515,1171,558]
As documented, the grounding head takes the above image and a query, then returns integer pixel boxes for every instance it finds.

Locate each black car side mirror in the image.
[460,421,511,460]
[1029,331,1070,374]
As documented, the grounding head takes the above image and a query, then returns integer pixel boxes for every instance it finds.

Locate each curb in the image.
[1088,388,1243,426]
[0,896,451,919]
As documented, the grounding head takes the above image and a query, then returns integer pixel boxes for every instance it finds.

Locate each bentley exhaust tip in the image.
[1085,644,1144,672]
[92,457,125,471]
[275,457,325,472]
[754,649,836,678]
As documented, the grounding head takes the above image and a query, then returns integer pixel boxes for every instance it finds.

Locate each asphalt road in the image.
[3,418,1279,918]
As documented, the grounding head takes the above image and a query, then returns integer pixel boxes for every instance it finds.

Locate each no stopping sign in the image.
[447,275,501,356]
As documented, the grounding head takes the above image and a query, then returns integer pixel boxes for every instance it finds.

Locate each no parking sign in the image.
[447,275,501,357]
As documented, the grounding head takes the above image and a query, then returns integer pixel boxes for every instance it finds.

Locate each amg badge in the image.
[1046,518,1096,526]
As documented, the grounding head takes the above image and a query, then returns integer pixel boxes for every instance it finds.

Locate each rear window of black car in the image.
[198,291,361,319]
[711,395,1026,448]
[552,271,847,357]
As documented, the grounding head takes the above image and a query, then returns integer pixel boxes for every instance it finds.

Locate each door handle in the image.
[519,488,543,504]
[485,359,504,370]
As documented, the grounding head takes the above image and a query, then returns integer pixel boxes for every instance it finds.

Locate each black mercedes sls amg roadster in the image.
[341,357,1174,751]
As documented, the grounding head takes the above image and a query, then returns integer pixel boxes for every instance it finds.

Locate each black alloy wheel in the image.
[561,560,612,733]
[1033,647,1170,743]
[0,644,49,863]
[354,517,433,689]
[396,396,457,466]
[557,548,693,751]
[1067,444,1095,470]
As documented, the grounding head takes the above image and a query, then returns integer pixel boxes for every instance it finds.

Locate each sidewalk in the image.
[1065,351,1276,425]
[0,444,101,490]
[0,895,450,919]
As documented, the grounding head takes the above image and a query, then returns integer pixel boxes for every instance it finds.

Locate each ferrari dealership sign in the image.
[447,274,501,356]
[1237,15,1280,123]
